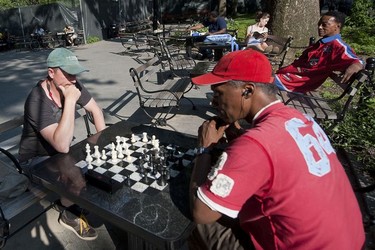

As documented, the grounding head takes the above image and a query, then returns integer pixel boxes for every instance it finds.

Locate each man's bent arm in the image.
[40,98,77,153]
[84,98,106,132]
[341,62,363,83]
[190,153,222,224]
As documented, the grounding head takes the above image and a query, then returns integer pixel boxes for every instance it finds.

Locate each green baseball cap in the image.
[46,48,88,75]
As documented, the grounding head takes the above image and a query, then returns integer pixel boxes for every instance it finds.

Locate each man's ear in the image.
[47,68,55,79]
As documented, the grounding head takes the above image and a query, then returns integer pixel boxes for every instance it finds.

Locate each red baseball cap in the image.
[192,49,274,85]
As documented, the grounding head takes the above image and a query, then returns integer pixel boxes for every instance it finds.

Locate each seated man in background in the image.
[275,11,363,93]
[18,48,106,240]
[188,11,227,60]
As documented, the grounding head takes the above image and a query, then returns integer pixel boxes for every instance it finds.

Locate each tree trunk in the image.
[218,0,226,16]
[266,0,320,47]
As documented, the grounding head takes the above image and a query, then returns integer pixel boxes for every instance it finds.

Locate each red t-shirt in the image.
[275,34,362,93]
[198,102,364,249]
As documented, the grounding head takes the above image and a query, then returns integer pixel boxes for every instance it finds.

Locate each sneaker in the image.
[58,210,98,241]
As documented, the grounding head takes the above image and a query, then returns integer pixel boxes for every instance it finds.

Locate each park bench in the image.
[129,56,195,127]
[0,107,98,247]
[158,36,196,76]
[278,57,375,124]
[0,115,55,248]
[119,30,150,54]
[264,35,293,70]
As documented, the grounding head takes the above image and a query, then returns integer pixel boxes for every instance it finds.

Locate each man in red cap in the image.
[189,49,364,249]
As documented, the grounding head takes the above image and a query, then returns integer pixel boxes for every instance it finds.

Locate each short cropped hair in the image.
[209,11,219,18]
[228,80,278,95]
[324,11,346,28]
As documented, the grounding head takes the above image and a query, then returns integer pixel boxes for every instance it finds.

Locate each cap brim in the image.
[60,65,88,75]
[192,72,229,85]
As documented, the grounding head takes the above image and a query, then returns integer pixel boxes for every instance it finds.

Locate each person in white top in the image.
[245,12,271,52]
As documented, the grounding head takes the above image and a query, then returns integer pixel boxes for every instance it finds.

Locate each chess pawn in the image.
[131,134,136,144]
[101,149,107,160]
[94,145,101,159]
[151,135,156,145]
[142,132,148,143]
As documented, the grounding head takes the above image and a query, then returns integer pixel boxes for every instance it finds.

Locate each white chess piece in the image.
[142,132,148,143]
[87,157,93,169]
[101,149,107,160]
[94,145,101,159]
[111,148,118,160]
[116,136,122,151]
[154,139,160,150]
[151,135,156,145]
[85,148,93,163]
[122,137,127,148]
[131,134,136,144]
[118,145,124,159]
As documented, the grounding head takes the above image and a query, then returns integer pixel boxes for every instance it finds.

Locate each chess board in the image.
[75,133,195,194]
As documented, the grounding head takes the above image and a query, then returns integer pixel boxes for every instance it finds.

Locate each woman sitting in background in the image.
[245,11,272,52]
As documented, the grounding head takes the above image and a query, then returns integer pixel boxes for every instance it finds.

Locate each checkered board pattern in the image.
[75,133,195,194]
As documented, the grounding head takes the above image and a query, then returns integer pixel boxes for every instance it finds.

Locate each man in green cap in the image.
[18,48,106,240]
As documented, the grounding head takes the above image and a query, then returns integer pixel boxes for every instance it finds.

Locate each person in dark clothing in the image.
[188,11,227,60]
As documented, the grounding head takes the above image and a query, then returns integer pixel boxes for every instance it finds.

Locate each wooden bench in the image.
[118,30,150,53]
[0,115,54,248]
[264,35,293,70]
[129,56,195,126]
[190,61,217,78]
[158,36,196,75]
[278,67,372,123]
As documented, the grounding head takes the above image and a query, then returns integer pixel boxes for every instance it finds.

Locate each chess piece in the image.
[151,135,156,145]
[111,148,117,160]
[85,148,93,163]
[87,158,94,169]
[118,149,124,159]
[126,175,131,186]
[157,174,166,186]
[154,139,160,150]
[101,149,107,160]
[142,132,148,142]
[131,134,136,144]
[94,145,101,159]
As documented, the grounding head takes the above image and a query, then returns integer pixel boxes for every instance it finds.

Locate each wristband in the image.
[195,147,211,156]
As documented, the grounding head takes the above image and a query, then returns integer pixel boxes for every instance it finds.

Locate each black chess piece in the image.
[126,175,131,186]
[157,174,166,186]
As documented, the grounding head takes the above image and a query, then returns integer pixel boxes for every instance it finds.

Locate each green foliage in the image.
[0,0,78,10]
[227,14,255,41]
[321,79,375,174]
[86,36,100,44]
[345,0,375,28]
[341,0,375,55]
[341,26,375,56]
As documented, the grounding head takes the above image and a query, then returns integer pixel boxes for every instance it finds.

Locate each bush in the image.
[320,77,375,175]
[86,36,100,44]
